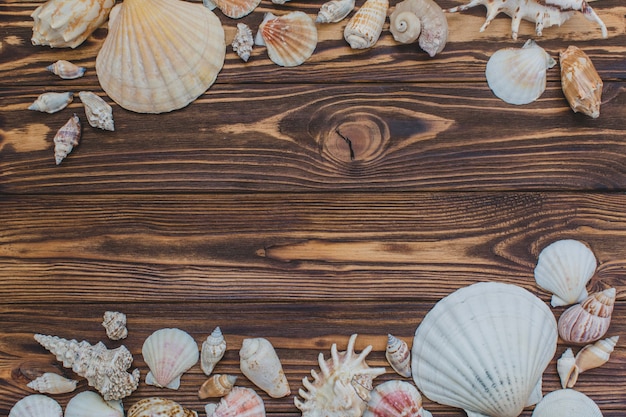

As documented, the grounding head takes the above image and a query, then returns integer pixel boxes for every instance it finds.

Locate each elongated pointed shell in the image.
[557,348,578,388]
[232,23,254,62]
[558,288,616,344]
[79,91,114,131]
[65,391,124,417]
[29,92,73,114]
[27,372,78,394]
[389,0,447,57]
[385,334,411,378]
[47,60,85,79]
[343,0,388,49]
[199,374,237,399]
[128,397,197,417]
[205,386,266,417]
[256,12,317,67]
[363,380,427,417]
[203,0,261,19]
[534,239,597,307]
[9,395,62,417]
[53,113,81,165]
[96,0,225,113]
[576,335,619,374]
[316,0,355,23]
[240,337,290,398]
[531,389,603,417]
[560,45,603,118]
[201,326,227,376]
[412,282,558,417]
[142,328,199,389]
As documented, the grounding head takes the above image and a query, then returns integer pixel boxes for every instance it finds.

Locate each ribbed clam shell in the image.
[53,113,81,165]
[256,12,317,67]
[65,391,124,417]
[412,282,558,417]
[46,60,85,79]
[316,0,355,23]
[558,288,615,344]
[206,386,266,417]
[79,91,114,132]
[95,0,225,114]
[9,395,62,417]
[240,337,291,398]
[560,45,603,118]
[534,239,597,307]
[486,39,556,105]
[531,389,603,417]
[27,372,77,394]
[128,397,197,417]
[201,326,227,376]
[28,92,73,114]
[142,327,199,389]
[363,380,425,417]
[385,334,411,378]
[343,0,388,49]
[203,0,261,19]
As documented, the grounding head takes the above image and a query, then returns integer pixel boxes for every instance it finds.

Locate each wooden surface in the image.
[1,0,625,416]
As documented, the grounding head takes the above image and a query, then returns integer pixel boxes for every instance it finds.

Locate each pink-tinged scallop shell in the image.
[343,0,388,49]
[27,372,78,394]
[65,391,124,417]
[46,60,86,79]
[142,327,199,389]
[385,334,411,378]
[9,395,62,417]
[53,113,81,165]
[205,386,266,417]
[531,389,603,417]
[560,45,603,119]
[128,397,197,417]
[203,0,261,19]
[29,92,73,114]
[364,380,430,417]
[256,12,317,68]
[558,288,616,344]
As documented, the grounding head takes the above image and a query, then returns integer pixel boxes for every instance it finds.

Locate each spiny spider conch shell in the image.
[201,326,227,376]
[65,391,124,417]
[128,397,197,417]
[33,333,140,400]
[363,380,432,417]
[534,239,597,307]
[27,372,78,394]
[232,23,254,62]
[203,0,261,19]
[560,45,603,119]
[9,394,62,417]
[316,0,355,24]
[531,389,603,417]
[295,334,387,417]
[198,374,238,399]
[101,311,127,339]
[28,92,73,114]
[79,91,114,132]
[53,113,81,165]
[95,0,225,114]
[142,327,199,389]
[385,334,411,378]
[412,282,558,417]
[558,288,616,344]
[485,39,555,105]
[46,60,85,79]
[343,0,388,49]
[389,0,447,57]
[240,337,291,398]
[255,12,318,68]
[31,0,115,48]
[445,0,608,40]
[205,386,266,417]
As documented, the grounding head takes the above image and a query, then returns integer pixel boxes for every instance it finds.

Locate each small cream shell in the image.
[558,288,615,344]
[142,328,199,389]
[316,0,355,23]
[256,12,317,67]
[385,334,411,378]
[65,391,124,417]
[531,389,603,417]
[27,373,78,394]
[201,326,226,376]
[29,92,73,114]
[79,91,114,131]
[46,60,86,79]
[240,337,290,398]
[575,335,619,373]
[9,395,62,417]
[343,0,388,49]
[198,374,237,399]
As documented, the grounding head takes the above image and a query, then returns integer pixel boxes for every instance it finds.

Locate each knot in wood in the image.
[320,113,389,164]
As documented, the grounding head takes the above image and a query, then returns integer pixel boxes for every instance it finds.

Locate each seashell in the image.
[485,39,556,105]
[412,282,558,417]
[385,334,411,378]
[575,335,619,374]
[255,12,318,68]
[65,391,124,417]
[295,334,387,417]
[239,337,291,398]
[199,374,238,399]
[28,92,73,114]
[560,45,603,119]
[531,388,603,417]
[128,397,197,417]
[558,288,616,344]
[232,23,254,62]
[46,60,85,79]
[31,0,115,48]
[534,239,597,307]
[389,0,447,57]
[316,0,355,24]
[556,348,578,388]
[102,311,127,340]
[34,333,140,400]
[363,380,429,417]
[53,113,81,165]
[9,395,62,417]
[142,327,199,389]
[79,91,114,132]
[203,0,260,19]
[205,386,266,417]
[96,0,225,114]
[27,372,78,394]
[201,326,226,376]
[445,0,607,40]
[343,0,388,49]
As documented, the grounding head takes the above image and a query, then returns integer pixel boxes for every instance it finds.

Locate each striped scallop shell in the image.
[203,0,261,19]
[385,334,411,378]
[343,0,388,49]
[95,0,225,113]
[486,39,556,105]
[65,391,124,417]
[412,282,558,417]
[256,12,317,67]
[531,389,603,417]
[9,395,62,417]
[557,288,615,344]
[142,328,199,389]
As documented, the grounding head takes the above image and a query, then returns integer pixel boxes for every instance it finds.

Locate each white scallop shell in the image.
[9,395,62,417]
[201,326,226,376]
[79,92,114,132]
[28,92,73,114]
[412,282,558,417]
[485,39,556,105]
[142,328,199,389]
[255,12,318,68]
[240,337,290,398]
[27,372,77,394]
[343,0,388,49]
[65,391,124,417]
[385,334,411,378]
[531,389,603,417]
[534,239,597,307]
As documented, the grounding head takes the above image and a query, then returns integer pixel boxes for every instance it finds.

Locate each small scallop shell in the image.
[534,239,597,307]
[255,12,317,68]
[201,326,226,376]
[364,380,428,417]
[556,348,578,388]
[558,288,615,344]
[27,372,78,394]
[385,334,411,378]
[199,374,237,399]
[128,397,197,417]
[240,337,291,398]
[53,113,81,165]
[46,60,86,79]
[316,0,355,23]
[142,328,199,389]
[575,335,619,374]
[560,45,603,118]
[343,0,388,49]
[28,92,73,114]
[102,311,127,340]
[205,386,266,417]
[389,0,447,57]
[9,395,63,417]
[486,39,556,105]
[65,391,124,417]
[79,91,114,132]
[531,389,603,417]
[232,23,254,62]
[203,0,261,19]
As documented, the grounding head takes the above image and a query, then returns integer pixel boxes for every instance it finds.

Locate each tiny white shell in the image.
[9,395,62,417]
[65,391,124,417]
[79,91,114,131]
[385,334,411,378]
[316,0,355,23]
[46,60,86,79]
[201,326,227,376]
[240,337,291,398]
[142,328,199,389]
[27,372,78,394]
[531,389,603,417]
[28,92,73,114]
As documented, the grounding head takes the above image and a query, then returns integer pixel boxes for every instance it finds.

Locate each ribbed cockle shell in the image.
[558,288,615,344]
[385,334,411,378]
[53,113,81,165]
[46,60,85,79]
[9,395,62,417]
[142,327,199,389]
[201,326,226,376]
[256,12,318,67]
[205,386,266,417]
[531,388,603,417]
[239,337,291,398]
[560,45,603,118]
[27,373,78,394]
[203,0,261,19]
[343,0,388,49]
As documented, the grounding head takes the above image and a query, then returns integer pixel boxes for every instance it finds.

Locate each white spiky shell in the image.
[412,282,558,417]
[363,380,427,417]
[343,0,388,49]
[27,372,77,394]
[65,391,124,417]
[95,0,225,114]
[142,328,199,389]
[557,288,615,344]
[28,92,73,114]
[534,239,597,307]
[385,334,411,378]
[205,386,266,417]
[486,39,555,105]
[316,0,355,23]
[201,326,227,376]
[203,0,261,19]
[232,23,254,62]
[128,397,197,417]
[9,395,62,417]
[531,389,603,417]
[79,92,114,132]
[256,12,318,67]
[240,337,291,398]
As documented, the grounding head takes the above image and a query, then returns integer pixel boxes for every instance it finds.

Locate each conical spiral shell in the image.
[53,113,81,165]
[560,45,603,118]
[556,348,578,388]
[95,0,225,113]
[101,311,127,340]
[385,334,411,378]
[9,395,62,417]
[256,12,317,67]
[576,335,619,374]
[203,0,261,19]
[558,288,615,344]
[199,374,237,399]
[201,326,227,376]
[531,389,603,417]
[240,337,291,398]
[27,373,78,394]
[232,23,254,62]
[389,0,447,57]
[343,0,388,49]
[128,397,197,417]
[65,391,124,417]
[142,328,199,389]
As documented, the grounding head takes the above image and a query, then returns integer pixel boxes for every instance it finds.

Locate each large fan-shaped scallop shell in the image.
[95,0,225,114]
[531,389,603,417]
[65,391,124,417]
[534,239,597,307]
[9,395,62,417]
[557,288,615,344]
[203,0,261,19]
[485,39,556,105]
[142,327,199,389]
[363,380,428,417]
[412,282,558,417]
[256,12,317,67]
[205,386,266,417]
